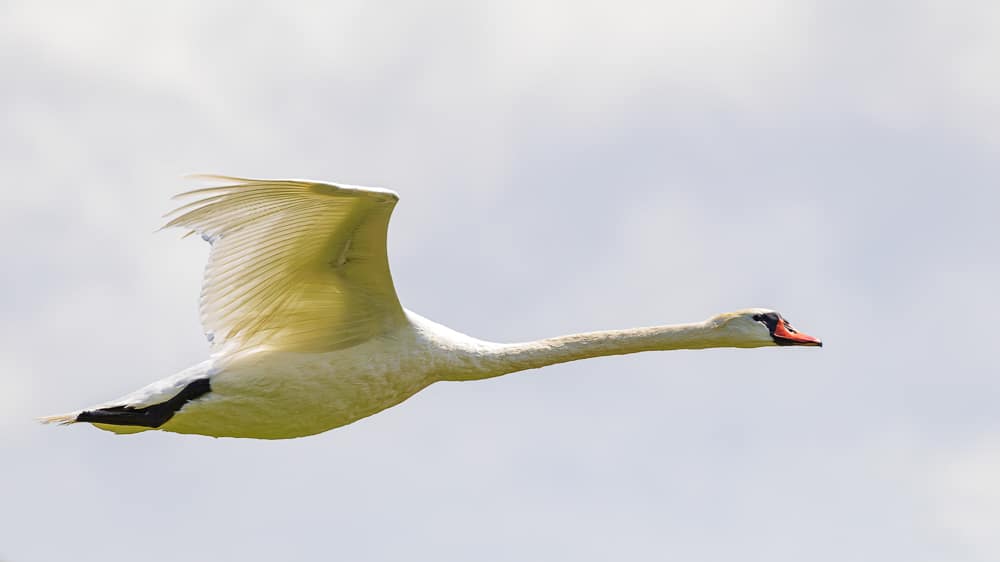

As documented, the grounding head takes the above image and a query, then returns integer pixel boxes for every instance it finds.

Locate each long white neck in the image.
[412,313,758,382]
[481,322,729,376]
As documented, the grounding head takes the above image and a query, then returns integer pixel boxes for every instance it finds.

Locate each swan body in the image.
[42,177,822,440]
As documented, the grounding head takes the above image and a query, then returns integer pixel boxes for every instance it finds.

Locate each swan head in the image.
[710,308,823,348]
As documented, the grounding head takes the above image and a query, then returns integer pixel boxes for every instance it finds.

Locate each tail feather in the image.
[38,412,81,425]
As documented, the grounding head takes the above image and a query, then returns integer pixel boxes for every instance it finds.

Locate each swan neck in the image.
[464,321,724,380]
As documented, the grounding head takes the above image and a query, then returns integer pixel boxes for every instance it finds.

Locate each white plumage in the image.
[42,176,821,439]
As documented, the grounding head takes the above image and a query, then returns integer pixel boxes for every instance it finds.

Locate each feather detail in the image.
[38,412,79,425]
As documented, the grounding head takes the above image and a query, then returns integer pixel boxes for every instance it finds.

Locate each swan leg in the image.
[76,378,212,429]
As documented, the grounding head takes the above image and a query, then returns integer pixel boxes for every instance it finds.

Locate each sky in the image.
[2,1,999,560]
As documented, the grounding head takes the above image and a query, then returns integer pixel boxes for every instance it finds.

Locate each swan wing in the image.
[164,176,406,353]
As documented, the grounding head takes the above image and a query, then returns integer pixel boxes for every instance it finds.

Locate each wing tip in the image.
[180,173,254,186]
[179,174,400,201]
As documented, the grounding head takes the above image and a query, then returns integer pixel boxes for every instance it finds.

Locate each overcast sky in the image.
[2,1,999,561]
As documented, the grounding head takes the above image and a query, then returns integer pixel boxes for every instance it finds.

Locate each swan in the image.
[41,176,822,439]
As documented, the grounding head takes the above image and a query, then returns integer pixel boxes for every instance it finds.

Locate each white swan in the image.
[42,177,822,439]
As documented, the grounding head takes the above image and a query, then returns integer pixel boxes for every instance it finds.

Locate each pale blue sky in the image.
[2,1,999,561]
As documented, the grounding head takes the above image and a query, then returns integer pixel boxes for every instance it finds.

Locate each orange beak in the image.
[773,321,823,347]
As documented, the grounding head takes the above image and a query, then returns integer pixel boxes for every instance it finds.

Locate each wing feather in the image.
[163,176,406,352]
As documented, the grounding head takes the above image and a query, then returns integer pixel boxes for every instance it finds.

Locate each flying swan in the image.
[42,177,822,439]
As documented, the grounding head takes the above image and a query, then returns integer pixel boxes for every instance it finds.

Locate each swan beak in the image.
[773,322,823,347]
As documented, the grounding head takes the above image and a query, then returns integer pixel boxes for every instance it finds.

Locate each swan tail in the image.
[38,412,81,425]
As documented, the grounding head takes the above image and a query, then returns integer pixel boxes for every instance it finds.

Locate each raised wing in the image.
[164,176,406,353]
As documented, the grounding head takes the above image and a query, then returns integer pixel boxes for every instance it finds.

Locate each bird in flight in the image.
[42,176,822,439]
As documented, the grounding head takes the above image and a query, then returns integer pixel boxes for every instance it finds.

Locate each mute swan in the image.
[42,177,822,439]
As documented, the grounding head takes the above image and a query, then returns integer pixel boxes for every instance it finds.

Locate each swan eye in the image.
[752,312,780,330]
